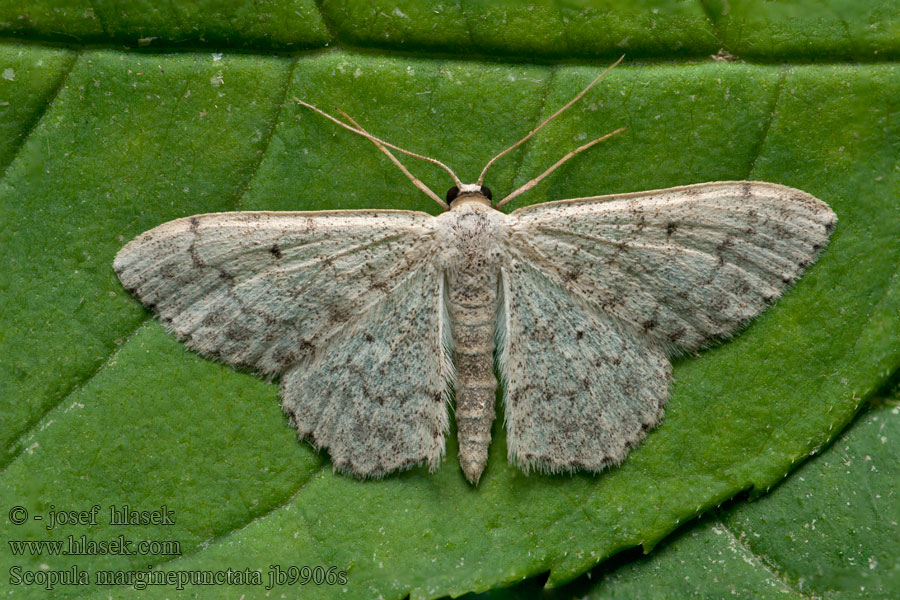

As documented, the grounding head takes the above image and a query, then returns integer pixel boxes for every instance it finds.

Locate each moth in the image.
[114,60,836,484]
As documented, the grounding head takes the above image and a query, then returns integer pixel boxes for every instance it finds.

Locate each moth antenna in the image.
[294,98,464,188]
[336,108,449,210]
[477,55,625,186]
[494,126,628,209]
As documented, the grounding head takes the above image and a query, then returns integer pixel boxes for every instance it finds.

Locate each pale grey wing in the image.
[281,267,452,478]
[507,181,836,352]
[498,260,670,474]
[114,210,436,375]
[114,210,453,478]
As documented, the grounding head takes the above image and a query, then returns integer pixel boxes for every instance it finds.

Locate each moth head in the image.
[447,183,493,207]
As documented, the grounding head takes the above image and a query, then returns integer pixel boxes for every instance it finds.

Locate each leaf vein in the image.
[0,320,149,477]
[712,519,813,599]
[504,66,556,207]
[0,50,79,178]
[745,66,788,179]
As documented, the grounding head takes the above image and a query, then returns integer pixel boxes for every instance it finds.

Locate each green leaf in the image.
[703,0,900,60]
[1,3,898,599]
[0,46,76,171]
[0,1,330,50]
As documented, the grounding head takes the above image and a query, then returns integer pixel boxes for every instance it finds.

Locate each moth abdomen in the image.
[448,267,500,485]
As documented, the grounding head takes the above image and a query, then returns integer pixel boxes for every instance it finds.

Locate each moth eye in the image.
[480,186,493,201]
[446,185,460,204]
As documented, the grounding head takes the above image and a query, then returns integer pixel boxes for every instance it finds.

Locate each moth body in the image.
[439,194,506,483]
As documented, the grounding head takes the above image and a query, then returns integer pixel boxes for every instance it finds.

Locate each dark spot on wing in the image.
[227,324,252,341]
[298,340,316,358]
[201,311,225,327]
[371,278,391,293]
[328,303,351,324]
[667,326,687,344]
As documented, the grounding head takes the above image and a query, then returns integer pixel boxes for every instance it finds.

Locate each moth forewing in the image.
[504,181,836,354]
[114,210,454,478]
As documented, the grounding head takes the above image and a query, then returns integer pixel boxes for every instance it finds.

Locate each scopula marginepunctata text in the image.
[114,60,836,485]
